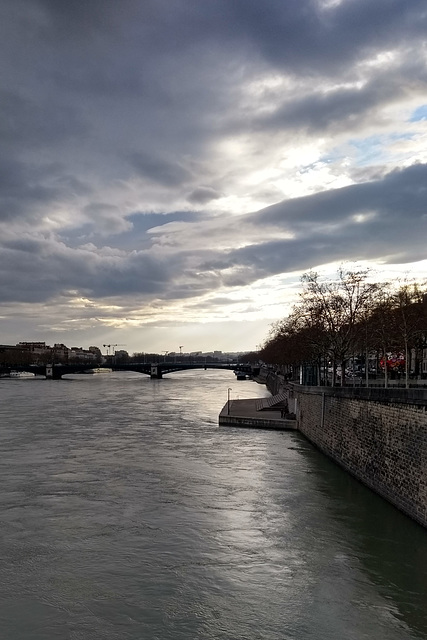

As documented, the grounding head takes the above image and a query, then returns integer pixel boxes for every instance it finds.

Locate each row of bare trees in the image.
[258,268,427,388]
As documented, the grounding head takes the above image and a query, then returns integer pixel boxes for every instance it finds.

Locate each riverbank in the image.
[220,370,427,528]
[262,372,427,528]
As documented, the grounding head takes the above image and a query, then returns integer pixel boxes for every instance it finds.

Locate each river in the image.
[1,369,427,639]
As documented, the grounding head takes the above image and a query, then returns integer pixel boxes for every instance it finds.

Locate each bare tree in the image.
[392,281,426,388]
[259,268,426,390]
[300,268,379,386]
[366,287,396,388]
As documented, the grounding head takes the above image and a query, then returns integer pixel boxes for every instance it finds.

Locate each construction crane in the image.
[103,344,126,355]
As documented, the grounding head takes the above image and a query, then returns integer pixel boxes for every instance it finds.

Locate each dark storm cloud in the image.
[0,236,180,303]
[254,77,401,136]
[32,0,427,67]
[0,163,425,306]
[254,163,427,227]
[36,0,121,34]
[187,187,222,205]
[1,0,425,222]
[201,163,427,280]
[0,157,60,222]
[0,90,86,148]
[221,0,427,74]
[129,152,193,187]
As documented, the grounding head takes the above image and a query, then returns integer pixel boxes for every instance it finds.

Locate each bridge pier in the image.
[150,365,163,379]
[45,364,63,380]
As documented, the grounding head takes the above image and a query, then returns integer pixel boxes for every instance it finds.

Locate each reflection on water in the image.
[297,442,427,637]
[0,370,426,639]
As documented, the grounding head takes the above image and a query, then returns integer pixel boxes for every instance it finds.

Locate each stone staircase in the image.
[255,392,288,412]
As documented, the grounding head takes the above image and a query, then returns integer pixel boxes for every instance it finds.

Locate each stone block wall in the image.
[294,386,427,528]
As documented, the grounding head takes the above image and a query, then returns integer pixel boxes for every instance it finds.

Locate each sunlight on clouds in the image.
[321,79,366,94]
[388,128,427,165]
[147,213,293,253]
[245,166,283,187]
[42,215,72,230]
[362,50,398,69]
[216,136,252,161]
[60,273,305,332]
[245,74,288,95]
[305,260,427,287]
[2,1,427,354]
[323,114,427,174]
[274,160,354,198]
[3,259,427,352]
[369,260,427,282]
[352,212,376,224]
[214,134,353,206]
[213,193,277,214]
[242,73,296,115]
[69,296,123,312]
[318,0,345,9]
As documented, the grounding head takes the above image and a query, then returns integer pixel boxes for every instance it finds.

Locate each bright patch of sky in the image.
[409,105,427,122]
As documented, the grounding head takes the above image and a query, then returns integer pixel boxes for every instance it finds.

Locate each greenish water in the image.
[0,370,426,639]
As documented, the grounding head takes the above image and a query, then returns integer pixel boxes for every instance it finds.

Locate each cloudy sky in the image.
[1,0,427,355]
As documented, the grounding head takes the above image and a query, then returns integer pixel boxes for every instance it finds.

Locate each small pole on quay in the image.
[227,388,232,415]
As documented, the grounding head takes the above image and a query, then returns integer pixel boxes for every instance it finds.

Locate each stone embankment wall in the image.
[265,374,427,528]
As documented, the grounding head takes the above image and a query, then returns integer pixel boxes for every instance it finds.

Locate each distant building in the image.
[17,341,52,363]
[18,341,48,354]
[1,341,105,366]
[114,349,129,362]
[0,344,32,364]
[88,346,102,360]
[69,347,98,362]
[53,343,69,362]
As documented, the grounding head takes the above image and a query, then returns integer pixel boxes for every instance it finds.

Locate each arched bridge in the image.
[0,361,258,380]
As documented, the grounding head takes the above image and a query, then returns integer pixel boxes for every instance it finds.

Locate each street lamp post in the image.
[227,387,232,415]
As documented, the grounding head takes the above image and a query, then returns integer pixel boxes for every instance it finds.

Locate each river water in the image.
[1,369,427,640]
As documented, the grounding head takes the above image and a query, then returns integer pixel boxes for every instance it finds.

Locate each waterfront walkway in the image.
[219,397,297,431]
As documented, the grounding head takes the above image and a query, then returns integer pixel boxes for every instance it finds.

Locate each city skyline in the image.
[2,340,246,358]
[1,1,427,354]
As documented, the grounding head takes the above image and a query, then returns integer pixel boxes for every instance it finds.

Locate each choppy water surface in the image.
[1,370,427,639]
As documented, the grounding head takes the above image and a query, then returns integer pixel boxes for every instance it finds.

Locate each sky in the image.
[1,0,427,355]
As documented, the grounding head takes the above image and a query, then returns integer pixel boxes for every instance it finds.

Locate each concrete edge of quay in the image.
[218,398,297,431]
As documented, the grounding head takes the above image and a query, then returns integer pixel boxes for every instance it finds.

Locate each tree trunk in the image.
[365,346,369,388]
[340,359,346,386]
[383,346,388,389]
[405,342,409,389]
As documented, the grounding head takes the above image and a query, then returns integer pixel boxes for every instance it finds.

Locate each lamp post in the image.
[227,387,232,415]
